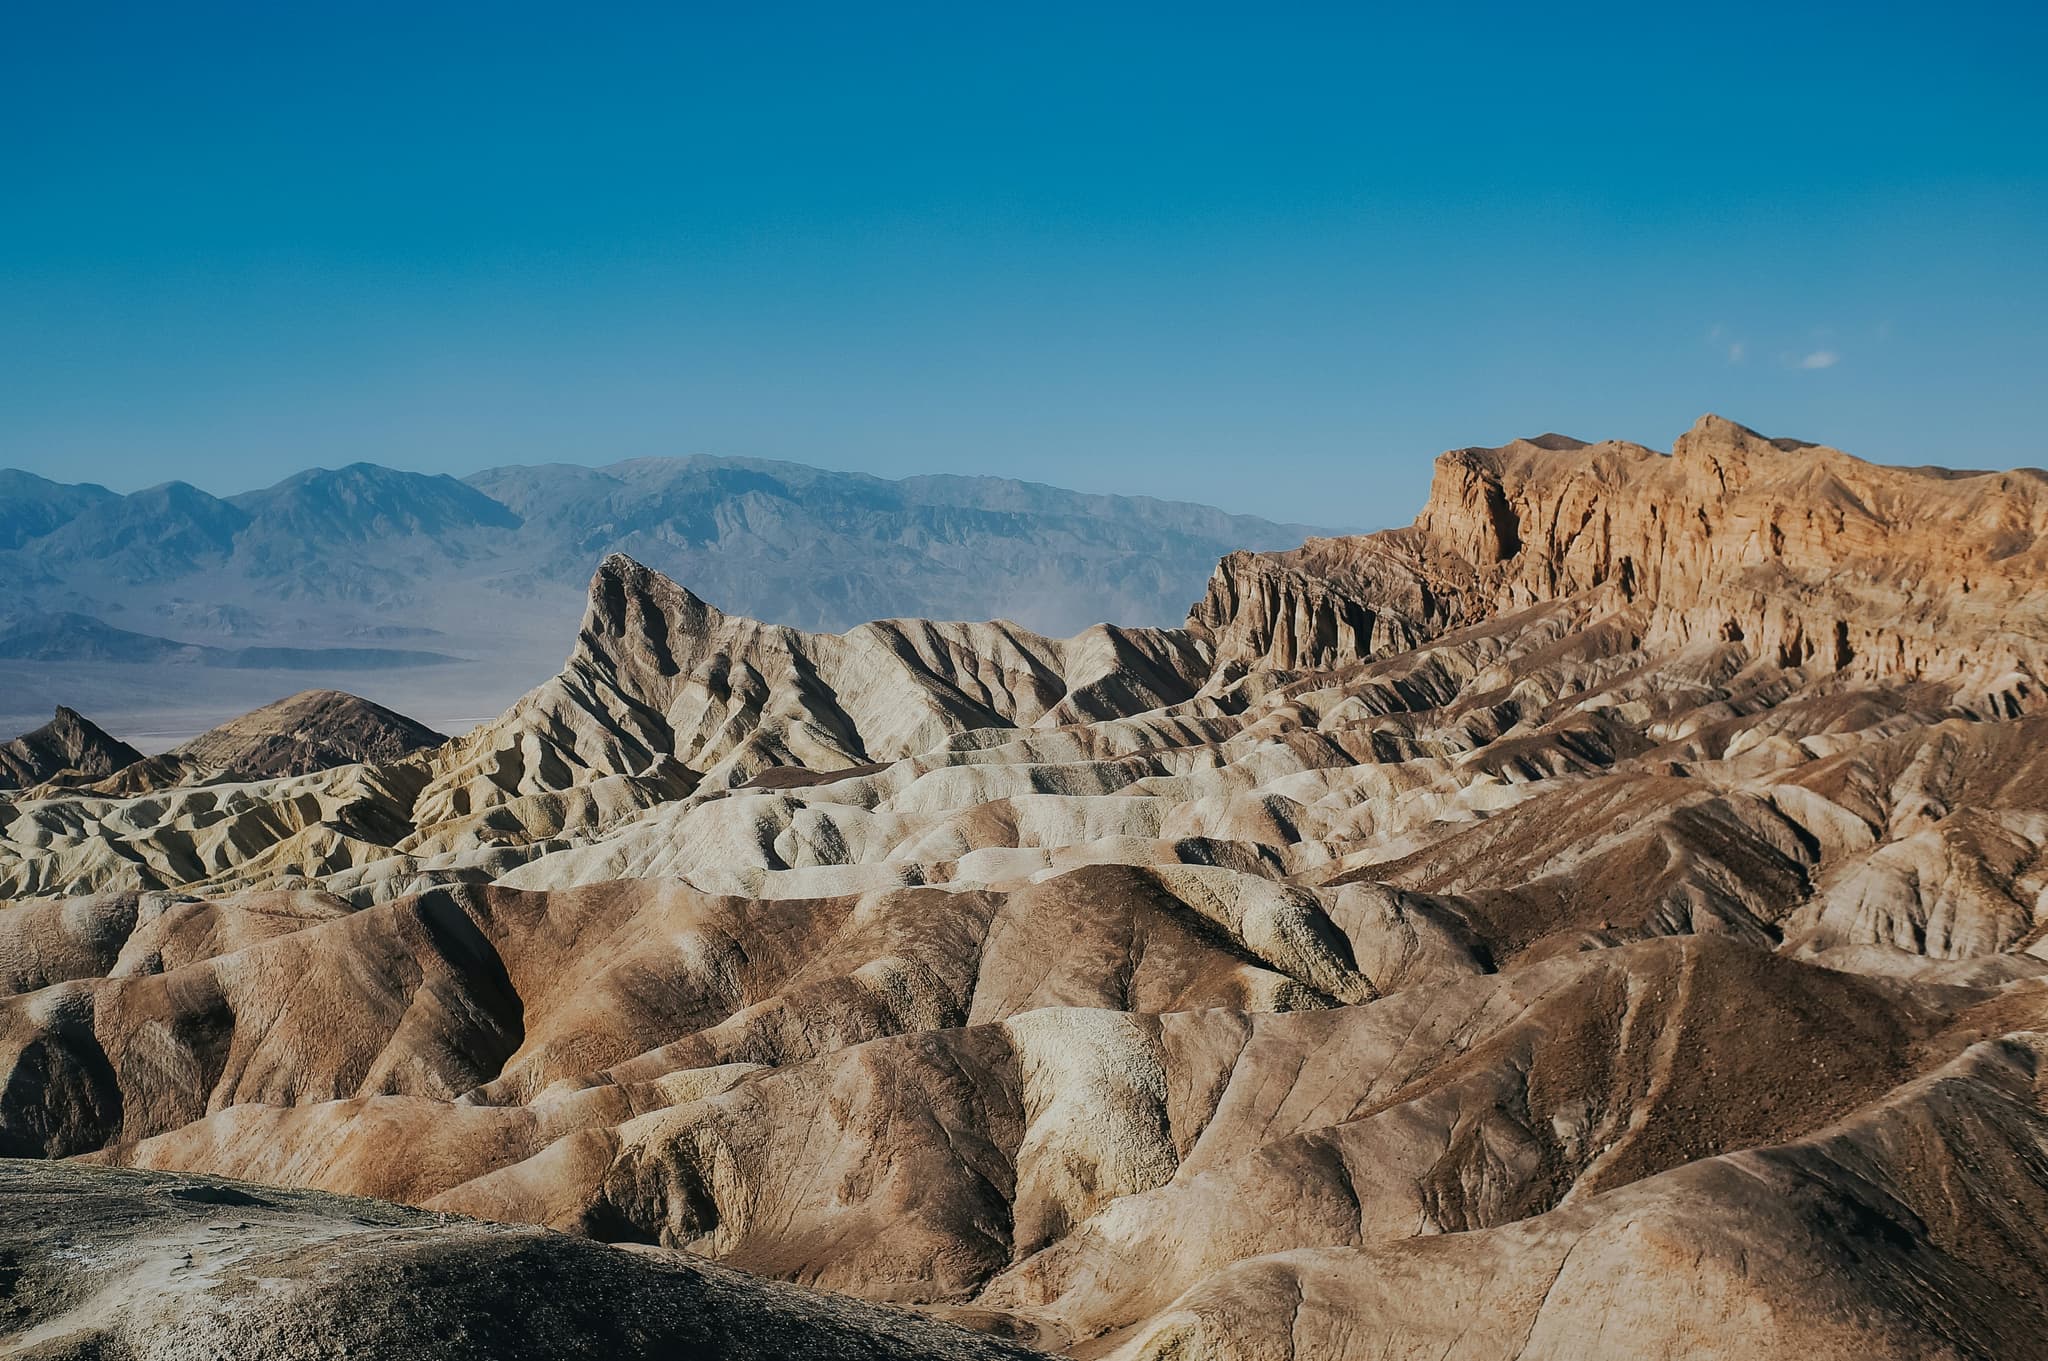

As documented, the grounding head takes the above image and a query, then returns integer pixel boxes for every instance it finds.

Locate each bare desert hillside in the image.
[3,415,2046,1359]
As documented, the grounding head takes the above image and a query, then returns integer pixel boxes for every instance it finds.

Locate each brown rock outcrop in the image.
[0,706,142,789]
[170,688,447,779]
[1193,413,2048,697]
[0,1160,1049,1360]
[3,416,2047,1360]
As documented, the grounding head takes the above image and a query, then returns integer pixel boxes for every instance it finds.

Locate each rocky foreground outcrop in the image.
[0,1161,1046,1359]
[3,415,2048,1359]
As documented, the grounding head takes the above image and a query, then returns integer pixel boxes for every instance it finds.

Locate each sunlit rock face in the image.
[4,415,2048,1360]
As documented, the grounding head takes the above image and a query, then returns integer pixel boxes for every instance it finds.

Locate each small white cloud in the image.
[1799,350,1839,370]
[1727,342,1746,364]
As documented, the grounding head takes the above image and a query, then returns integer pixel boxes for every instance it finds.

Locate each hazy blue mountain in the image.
[461,456,1322,632]
[0,470,119,551]
[0,454,1330,744]
[7,455,1324,633]
[230,464,523,547]
[0,612,221,665]
[26,481,250,583]
[0,612,459,670]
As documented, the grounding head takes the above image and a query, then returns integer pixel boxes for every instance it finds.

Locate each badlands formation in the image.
[3,415,2048,1358]
[0,706,141,790]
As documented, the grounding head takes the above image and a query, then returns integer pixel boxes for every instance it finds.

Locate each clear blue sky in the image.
[4,1,2043,524]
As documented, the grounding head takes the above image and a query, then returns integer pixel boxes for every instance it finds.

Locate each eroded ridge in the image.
[4,415,2047,1359]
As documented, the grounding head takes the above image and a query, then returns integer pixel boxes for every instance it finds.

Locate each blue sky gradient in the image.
[4,1,2044,522]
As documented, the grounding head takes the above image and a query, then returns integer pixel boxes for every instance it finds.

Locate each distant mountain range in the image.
[0,612,461,670]
[0,457,1328,744]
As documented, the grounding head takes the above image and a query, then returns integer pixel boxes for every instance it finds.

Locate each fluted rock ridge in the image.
[1194,414,2048,695]
[409,553,1214,844]
[0,706,142,789]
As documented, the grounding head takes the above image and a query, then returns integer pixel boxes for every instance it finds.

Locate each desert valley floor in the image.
[3,415,2047,1359]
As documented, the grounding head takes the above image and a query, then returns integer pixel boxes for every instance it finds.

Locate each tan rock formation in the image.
[2,415,2047,1359]
[170,687,447,779]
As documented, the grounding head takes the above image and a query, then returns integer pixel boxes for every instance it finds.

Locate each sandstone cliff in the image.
[1193,414,2048,701]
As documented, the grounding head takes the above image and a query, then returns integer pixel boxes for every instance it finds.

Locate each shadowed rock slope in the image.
[0,707,142,790]
[0,1161,1047,1360]
[3,415,2048,1359]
